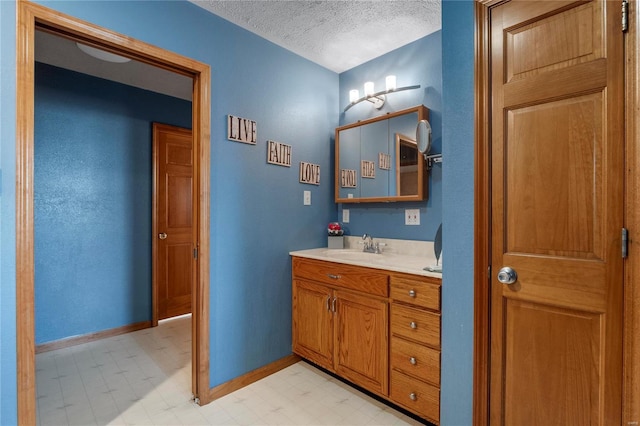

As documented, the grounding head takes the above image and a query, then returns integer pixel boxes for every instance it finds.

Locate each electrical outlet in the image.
[343,209,350,223]
[303,190,311,205]
[405,209,420,225]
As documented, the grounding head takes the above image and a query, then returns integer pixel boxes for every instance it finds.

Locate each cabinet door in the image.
[292,279,333,370]
[334,290,388,396]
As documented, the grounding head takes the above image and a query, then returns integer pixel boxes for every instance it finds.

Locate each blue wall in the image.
[0,0,18,422]
[28,0,338,390]
[440,1,475,425]
[0,1,478,424]
[34,62,192,344]
[337,33,442,241]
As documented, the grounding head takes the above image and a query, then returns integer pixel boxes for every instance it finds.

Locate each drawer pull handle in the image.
[409,392,417,401]
[408,289,416,297]
[410,321,418,329]
[327,274,341,280]
[409,357,417,365]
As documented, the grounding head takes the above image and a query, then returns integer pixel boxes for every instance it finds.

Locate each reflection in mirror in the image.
[338,126,361,199]
[396,134,419,196]
[360,119,389,198]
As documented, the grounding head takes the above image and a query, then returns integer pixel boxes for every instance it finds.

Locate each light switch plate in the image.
[405,209,420,225]
[343,209,350,223]
[303,190,311,205]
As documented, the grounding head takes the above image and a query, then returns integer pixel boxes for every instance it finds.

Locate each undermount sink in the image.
[320,249,422,269]
[322,249,381,261]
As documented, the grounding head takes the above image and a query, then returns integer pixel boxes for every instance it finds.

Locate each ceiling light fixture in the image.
[76,42,132,63]
[344,75,420,112]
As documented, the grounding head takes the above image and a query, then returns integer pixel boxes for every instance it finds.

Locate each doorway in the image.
[16,2,211,424]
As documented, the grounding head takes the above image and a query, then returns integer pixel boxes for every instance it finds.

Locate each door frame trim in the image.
[624,0,640,422]
[473,0,640,424]
[472,2,493,425]
[16,1,211,423]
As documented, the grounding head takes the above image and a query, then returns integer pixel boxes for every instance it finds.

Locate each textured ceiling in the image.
[35,1,441,100]
[190,0,441,73]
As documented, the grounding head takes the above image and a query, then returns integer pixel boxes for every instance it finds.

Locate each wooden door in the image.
[292,279,334,370]
[334,289,388,396]
[153,123,194,321]
[489,1,624,424]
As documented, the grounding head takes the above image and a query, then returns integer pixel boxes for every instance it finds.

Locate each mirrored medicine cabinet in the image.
[335,105,429,203]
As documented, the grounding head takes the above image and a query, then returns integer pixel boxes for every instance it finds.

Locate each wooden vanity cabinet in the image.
[389,273,442,424]
[292,256,442,423]
[292,257,389,396]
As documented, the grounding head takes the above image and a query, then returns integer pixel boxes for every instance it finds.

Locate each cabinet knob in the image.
[409,392,417,401]
[410,321,418,329]
[409,357,417,365]
[408,289,416,297]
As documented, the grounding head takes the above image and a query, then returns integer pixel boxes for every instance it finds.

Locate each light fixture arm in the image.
[365,94,386,109]
[344,84,421,112]
[424,153,443,170]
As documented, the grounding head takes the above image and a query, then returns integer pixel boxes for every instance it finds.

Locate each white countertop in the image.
[289,247,443,279]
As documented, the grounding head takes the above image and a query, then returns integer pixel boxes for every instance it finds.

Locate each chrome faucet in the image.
[362,233,379,253]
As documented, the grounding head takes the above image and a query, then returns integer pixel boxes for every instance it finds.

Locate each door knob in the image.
[497,266,517,285]
[158,233,168,240]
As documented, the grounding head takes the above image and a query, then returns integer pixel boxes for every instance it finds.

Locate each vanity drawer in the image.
[292,257,388,297]
[391,304,440,348]
[390,275,440,311]
[390,370,440,424]
[390,337,440,386]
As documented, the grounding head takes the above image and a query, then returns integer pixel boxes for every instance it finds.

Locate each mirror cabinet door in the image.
[338,126,360,199]
[388,112,419,197]
[360,119,389,198]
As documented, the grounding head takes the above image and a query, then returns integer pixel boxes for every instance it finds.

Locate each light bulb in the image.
[349,89,359,103]
[385,75,396,91]
[364,82,375,97]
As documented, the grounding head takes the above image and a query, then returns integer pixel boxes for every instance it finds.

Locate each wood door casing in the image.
[624,0,640,421]
[154,123,194,321]
[489,1,624,425]
[17,3,212,421]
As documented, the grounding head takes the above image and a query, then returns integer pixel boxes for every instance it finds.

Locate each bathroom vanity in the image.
[290,244,442,424]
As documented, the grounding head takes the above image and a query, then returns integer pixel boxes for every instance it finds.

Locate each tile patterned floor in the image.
[36,315,424,425]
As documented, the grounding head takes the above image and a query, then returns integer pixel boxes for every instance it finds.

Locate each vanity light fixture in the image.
[344,75,420,112]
